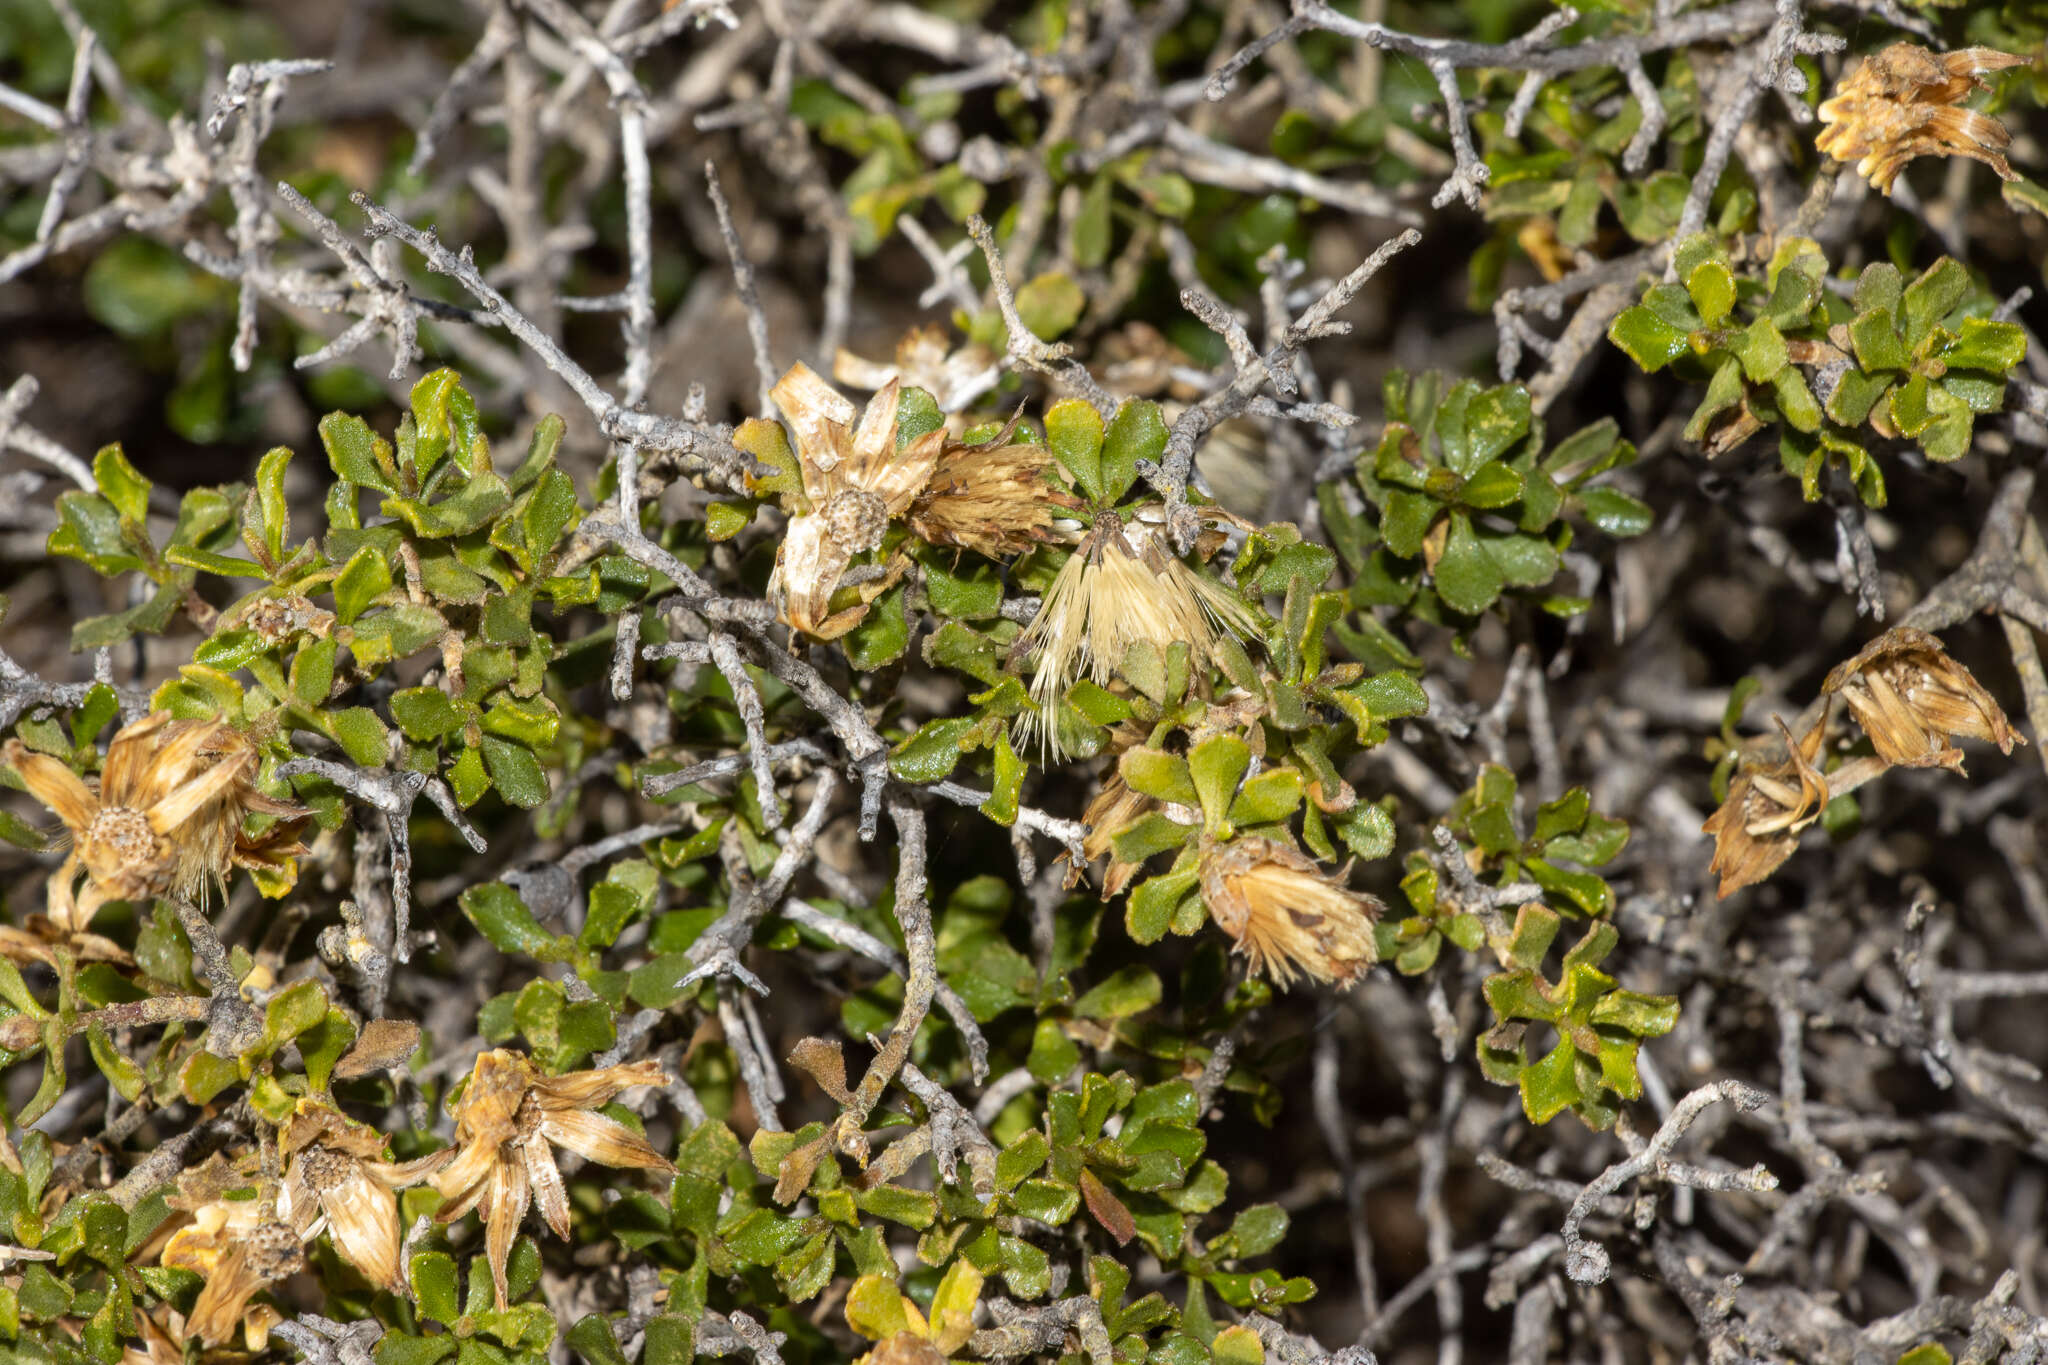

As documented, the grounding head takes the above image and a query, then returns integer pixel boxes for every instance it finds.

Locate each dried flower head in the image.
[907,422,1082,561]
[1197,837,1380,990]
[281,1105,448,1294]
[160,1158,302,1348]
[1701,716,1829,899]
[1822,626,2020,772]
[834,323,1002,412]
[767,363,946,639]
[432,1049,675,1309]
[1817,43,2027,195]
[1015,510,1257,757]
[4,712,308,932]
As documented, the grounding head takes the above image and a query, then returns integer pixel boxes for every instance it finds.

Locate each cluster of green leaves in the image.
[46,370,623,822]
[0,1140,178,1365]
[453,827,1312,1365]
[1479,52,1717,265]
[1383,765,1672,1128]
[1609,235,2029,502]
[1323,370,1651,634]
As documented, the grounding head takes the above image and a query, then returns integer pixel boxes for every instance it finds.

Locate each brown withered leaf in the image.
[787,1036,853,1105]
[772,1133,832,1206]
[334,1018,422,1079]
[1079,1167,1136,1246]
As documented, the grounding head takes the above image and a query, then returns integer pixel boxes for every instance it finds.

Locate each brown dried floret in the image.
[432,1049,675,1309]
[767,363,946,640]
[1821,626,2021,772]
[1702,717,1830,899]
[1816,43,2027,195]
[4,712,308,931]
[1197,837,1380,990]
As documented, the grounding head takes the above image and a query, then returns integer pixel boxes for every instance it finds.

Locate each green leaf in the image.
[383,473,513,539]
[1607,304,1690,372]
[411,1250,462,1324]
[1578,487,1653,537]
[1735,317,1788,383]
[1073,965,1162,1020]
[1433,513,1504,615]
[463,883,560,958]
[1378,489,1437,559]
[1186,734,1251,829]
[1457,461,1523,509]
[1228,769,1303,827]
[1101,400,1167,505]
[1682,258,1736,328]
[1900,257,1967,346]
[326,707,390,767]
[1940,317,2026,372]
[333,545,393,624]
[1126,862,1200,945]
[391,687,465,742]
[1227,1204,1288,1258]
[482,737,551,808]
[93,446,151,527]
[1849,307,1910,373]
[320,413,396,492]
[1119,748,1198,807]
[1519,1037,1580,1124]
[843,585,910,670]
[1015,272,1085,340]
[263,980,330,1050]
[1046,399,1106,504]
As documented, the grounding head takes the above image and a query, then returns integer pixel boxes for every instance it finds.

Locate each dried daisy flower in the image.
[432,1049,675,1309]
[3,712,309,931]
[1015,510,1257,757]
[767,363,946,639]
[1197,837,1380,990]
[1817,43,2027,195]
[159,1159,302,1349]
[1701,717,1830,899]
[907,423,1082,561]
[834,323,1001,412]
[1821,626,2021,771]
[281,1105,448,1294]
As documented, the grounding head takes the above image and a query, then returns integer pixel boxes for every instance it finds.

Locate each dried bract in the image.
[1015,511,1257,757]
[1822,626,2020,771]
[432,1049,675,1308]
[1702,717,1829,899]
[1197,837,1380,989]
[767,363,946,639]
[4,712,308,932]
[1817,43,2027,195]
